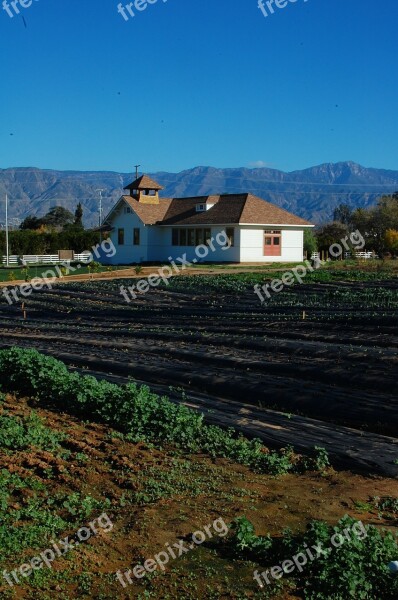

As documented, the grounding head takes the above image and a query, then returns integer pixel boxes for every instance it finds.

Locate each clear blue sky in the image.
[0,0,397,173]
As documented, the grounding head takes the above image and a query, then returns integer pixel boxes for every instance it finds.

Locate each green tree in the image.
[42,207,74,230]
[352,194,398,255]
[19,216,43,230]
[384,229,398,257]
[304,229,318,256]
[74,203,84,228]
[333,203,353,226]
[315,222,349,254]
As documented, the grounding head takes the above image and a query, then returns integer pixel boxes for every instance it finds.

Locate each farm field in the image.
[0,263,398,598]
[0,377,397,599]
[0,263,397,475]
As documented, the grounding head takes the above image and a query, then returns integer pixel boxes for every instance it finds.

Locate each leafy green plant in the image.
[373,496,398,517]
[22,266,31,282]
[231,516,272,555]
[227,515,398,599]
[0,411,65,452]
[88,261,102,277]
[298,516,398,599]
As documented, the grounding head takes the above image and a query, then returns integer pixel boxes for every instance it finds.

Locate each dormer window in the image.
[196,204,206,212]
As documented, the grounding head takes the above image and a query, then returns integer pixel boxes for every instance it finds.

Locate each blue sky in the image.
[0,0,397,173]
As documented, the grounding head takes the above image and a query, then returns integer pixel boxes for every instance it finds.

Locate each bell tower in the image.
[124,174,163,205]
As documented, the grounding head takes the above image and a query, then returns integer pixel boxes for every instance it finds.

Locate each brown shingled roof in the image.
[123,196,172,225]
[110,194,313,227]
[124,174,164,191]
[160,195,245,225]
[240,194,312,226]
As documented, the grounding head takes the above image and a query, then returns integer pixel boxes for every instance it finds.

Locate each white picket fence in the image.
[307,251,376,261]
[1,253,92,266]
[344,251,376,259]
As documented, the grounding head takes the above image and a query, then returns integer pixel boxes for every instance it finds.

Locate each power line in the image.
[1,171,398,188]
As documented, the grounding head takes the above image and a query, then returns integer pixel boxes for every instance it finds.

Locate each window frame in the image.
[225,227,235,248]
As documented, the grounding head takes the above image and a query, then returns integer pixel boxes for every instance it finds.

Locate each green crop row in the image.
[0,347,329,476]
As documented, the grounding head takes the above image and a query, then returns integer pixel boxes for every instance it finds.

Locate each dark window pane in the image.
[134,228,140,245]
[196,229,204,245]
[172,229,179,246]
[188,229,195,246]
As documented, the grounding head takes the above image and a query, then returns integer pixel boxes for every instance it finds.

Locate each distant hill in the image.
[1,162,397,228]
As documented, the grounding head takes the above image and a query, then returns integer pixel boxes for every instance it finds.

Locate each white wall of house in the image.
[239,227,305,262]
[101,206,148,264]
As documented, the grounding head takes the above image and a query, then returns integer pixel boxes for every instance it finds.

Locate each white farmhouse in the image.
[101,174,313,264]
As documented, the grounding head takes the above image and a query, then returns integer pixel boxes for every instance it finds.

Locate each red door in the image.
[264,231,282,256]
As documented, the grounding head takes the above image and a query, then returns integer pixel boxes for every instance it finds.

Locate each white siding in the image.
[101,207,147,265]
[239,227,304,262]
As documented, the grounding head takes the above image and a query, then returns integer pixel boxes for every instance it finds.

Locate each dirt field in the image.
[0,273,397,477]
[1,393,397,600]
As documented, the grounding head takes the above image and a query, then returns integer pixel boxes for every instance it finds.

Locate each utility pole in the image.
[5,193,9,267]
[134,164,140,180]
[96,189,104,242]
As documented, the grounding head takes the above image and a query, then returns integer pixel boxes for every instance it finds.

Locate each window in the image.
[196,229,205,246]
[187,229,195,246]
[118,228,125,245]
[124,207,132,214]
[226,228,235,247]
[133,228,140,246]
[172,228,213,246]
[196,204,206,212]
[172,229,179,246]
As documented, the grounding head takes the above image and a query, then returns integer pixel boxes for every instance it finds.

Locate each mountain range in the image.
[1,162,397,228]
